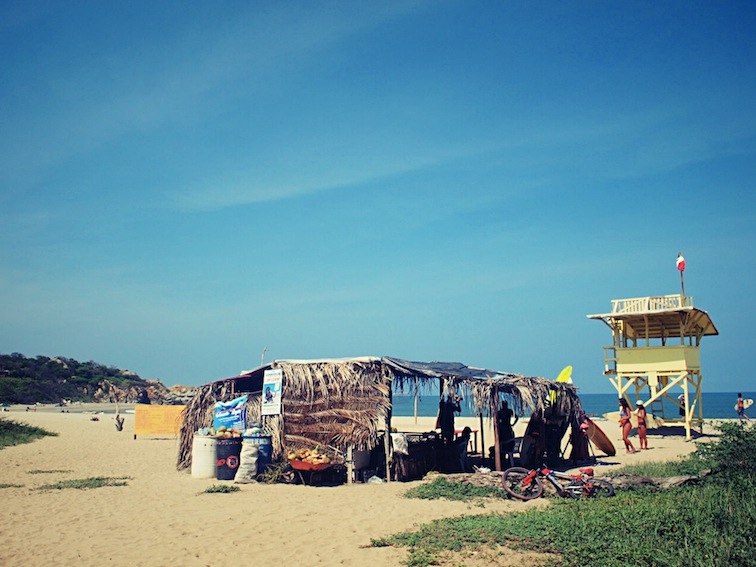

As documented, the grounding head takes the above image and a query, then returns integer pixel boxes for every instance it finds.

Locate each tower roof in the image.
[587,295,718,341]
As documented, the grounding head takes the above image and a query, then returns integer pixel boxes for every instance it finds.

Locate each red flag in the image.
[676,253,686,272]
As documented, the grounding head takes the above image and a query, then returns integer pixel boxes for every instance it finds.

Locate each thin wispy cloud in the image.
[0,2,428,189]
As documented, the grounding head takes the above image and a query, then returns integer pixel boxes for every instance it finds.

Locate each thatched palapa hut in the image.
[177,356,583,479]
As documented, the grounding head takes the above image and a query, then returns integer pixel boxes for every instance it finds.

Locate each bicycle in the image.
[502,465,615,501]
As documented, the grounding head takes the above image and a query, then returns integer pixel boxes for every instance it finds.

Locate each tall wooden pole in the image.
[492,389,502,471]
[414,377,418,425]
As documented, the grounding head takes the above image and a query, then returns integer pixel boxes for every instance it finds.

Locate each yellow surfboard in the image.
[549,365,573,406]
[555,365,573,384]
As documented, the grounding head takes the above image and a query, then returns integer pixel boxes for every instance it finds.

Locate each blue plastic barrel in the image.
[243,434,272,472]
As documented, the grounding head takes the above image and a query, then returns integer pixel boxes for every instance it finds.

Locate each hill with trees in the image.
[0,352,172,405]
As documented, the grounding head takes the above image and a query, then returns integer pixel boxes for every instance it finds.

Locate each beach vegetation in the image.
[0,417,57,448]
[29,469,73,474]
[0,483,24,489]
[37,476,130,490]
[403,476,504,502]
[604,453,707,480]
[695,420,756,479]
[256,460,290,484]
[375,422,756,567]
[203,484,240,493]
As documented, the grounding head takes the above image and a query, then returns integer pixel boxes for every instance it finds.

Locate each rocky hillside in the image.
[0,353,196,405]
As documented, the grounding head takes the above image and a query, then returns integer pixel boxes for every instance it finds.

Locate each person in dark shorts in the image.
[736,393,750,422]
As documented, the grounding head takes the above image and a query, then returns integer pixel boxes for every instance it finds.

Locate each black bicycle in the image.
[502,465,615,501]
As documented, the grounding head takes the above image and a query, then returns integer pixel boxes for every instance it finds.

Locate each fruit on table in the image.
[287,447,331,465]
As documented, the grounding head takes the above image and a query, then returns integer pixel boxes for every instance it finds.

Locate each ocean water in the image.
[391,392,756,420]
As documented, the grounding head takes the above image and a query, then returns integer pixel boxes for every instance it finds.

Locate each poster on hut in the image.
[262,368,282,416]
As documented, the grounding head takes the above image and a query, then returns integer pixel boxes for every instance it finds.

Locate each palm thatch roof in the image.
[176,356,582,471]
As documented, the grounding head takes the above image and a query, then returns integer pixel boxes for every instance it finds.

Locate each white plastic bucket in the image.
[191,434,218,479]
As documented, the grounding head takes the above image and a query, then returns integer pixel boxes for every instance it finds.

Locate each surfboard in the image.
[584,417,615,456]
[549,365,573,405]
[555,365,573,384]
[734,399,754,410]
[604,411,658,429]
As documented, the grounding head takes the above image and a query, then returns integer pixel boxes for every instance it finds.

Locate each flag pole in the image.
[676,252,686,301]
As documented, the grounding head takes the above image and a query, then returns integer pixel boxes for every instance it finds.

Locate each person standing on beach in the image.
[736,393,750,422]
[496,400,518,459]
[618,398,636,454]
[635,401,648,450]
[438,394,461,445]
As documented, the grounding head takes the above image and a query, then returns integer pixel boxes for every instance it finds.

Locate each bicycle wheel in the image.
[502,467,543,501]
[583,478,615,498]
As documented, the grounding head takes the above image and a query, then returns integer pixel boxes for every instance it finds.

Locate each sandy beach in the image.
[0,409,712,567]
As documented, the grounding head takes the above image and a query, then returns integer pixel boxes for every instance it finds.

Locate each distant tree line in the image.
[0,352,159,404]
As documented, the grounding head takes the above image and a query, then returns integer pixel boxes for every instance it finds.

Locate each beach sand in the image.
[0,409,714,567]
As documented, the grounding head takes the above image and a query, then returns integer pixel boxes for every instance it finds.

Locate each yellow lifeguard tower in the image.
[587,294,718,440]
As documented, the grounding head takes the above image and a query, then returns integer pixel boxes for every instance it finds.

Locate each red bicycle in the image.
[502,465,615,501]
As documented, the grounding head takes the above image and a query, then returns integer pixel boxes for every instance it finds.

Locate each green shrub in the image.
[256,461,289,484]
[697,421,756,480]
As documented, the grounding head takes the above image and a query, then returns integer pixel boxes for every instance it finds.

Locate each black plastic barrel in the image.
[216,437,243,480]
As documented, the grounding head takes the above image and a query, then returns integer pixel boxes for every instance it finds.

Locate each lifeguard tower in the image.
[587,294,718,440]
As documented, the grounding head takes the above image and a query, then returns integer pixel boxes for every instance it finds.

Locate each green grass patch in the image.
[607,454,708,479]
[37,476,130,490]
[379,484,756,566]
[0,483,24,489]
[29,469,73,475]
[0,418,57,448]
[203,484,240,494]
[403,476,504,502]
[376,423,756,566]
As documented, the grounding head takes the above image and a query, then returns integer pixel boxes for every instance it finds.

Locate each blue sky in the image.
[1,1,755,393]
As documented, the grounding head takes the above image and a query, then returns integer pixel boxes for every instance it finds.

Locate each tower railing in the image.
[610,294,693,314]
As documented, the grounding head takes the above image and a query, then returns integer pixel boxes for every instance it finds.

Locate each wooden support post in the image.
[385,387,393,482]
[384,422,391,482]
[346,445,354,485]
[479,413,485,463]
[493,390,502,471]
[683,377,691,441]
[414,377,418,425]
